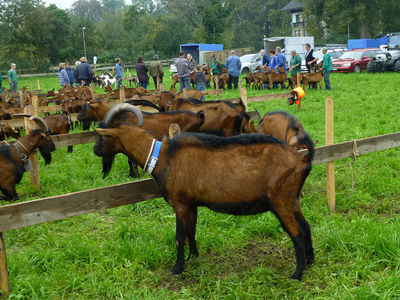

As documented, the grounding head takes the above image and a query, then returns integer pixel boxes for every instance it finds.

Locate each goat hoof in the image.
[306,256,314,266]
[290,271,303,281]
[171,263,185,275]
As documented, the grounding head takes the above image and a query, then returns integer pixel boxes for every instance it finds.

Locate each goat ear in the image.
[94,128,118,137]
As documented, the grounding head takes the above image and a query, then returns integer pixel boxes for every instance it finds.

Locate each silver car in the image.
[169,58,178,73]
[240,54,262,73]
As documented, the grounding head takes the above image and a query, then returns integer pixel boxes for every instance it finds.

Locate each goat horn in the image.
[11,113,32,118]
[29,116,49,132]
[104,103,143,127]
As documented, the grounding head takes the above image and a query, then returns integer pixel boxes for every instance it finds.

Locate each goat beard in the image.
[39,147,52,165]
[102,152,115,178]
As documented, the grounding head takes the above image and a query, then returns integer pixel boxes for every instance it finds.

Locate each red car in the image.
[333,48,380,72]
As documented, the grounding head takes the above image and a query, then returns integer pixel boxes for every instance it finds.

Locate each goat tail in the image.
[295,132,315,165]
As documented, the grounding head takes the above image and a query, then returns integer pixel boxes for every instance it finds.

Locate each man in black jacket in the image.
[305,43,318,73]
[74,57,93,86]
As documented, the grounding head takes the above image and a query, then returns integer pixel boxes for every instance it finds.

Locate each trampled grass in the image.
[2,70,400,298]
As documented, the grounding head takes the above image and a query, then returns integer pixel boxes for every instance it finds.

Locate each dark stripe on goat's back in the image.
[167,132,285,156]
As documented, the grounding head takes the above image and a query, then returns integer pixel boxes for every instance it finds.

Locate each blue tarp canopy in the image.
[348,37,388,50]
[180,43,223,51]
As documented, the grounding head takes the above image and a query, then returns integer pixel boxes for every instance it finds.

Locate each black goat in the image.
[0,116,55,200]
[94,104,315,280]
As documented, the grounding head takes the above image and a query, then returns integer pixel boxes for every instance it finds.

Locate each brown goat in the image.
[0,124,20,141]
[44,112,73,152]
[94,104,315,280]
[268,68,287,89]
[0,116,55,200]
[258,111,317,149]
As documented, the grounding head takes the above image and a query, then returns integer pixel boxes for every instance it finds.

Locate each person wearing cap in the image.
[210,55,222,75]
[149,54,164,89]
[322,47,333,90]
[225,50,241,89]
[115,58,124,89]
[289,50,301,77]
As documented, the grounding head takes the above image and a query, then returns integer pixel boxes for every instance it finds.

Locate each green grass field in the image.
[2,70,400,299]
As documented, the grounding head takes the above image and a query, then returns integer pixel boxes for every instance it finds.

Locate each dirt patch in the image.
[155,237,295,292]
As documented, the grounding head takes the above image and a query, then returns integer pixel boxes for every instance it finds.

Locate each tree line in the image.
[0,0,398,71]
[0,0,292,70]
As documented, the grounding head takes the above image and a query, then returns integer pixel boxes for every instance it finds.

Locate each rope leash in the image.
[321,140,360,201]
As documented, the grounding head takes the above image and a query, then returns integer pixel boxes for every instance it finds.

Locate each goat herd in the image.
[0,83,317,281]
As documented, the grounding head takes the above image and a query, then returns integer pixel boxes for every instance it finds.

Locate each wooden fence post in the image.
[89,84,95,99]
[183,88,187,98]
[37,80,41,90]
[326,97,335,212]
[24,96,40,190]
[119,85,126,103]
[239,80,248,111]
[30,83,33,92]
[19,91,24,108]
[0,233,9,298]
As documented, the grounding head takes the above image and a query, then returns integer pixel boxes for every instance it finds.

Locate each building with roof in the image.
[281,0,306,37]
[180,43,224,65]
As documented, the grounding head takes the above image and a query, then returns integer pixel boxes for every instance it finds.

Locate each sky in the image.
[44,0,75,10]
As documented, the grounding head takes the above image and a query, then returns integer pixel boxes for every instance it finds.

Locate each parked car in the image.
[240,54,262,73]
[169,58,178,73]
[332,48,380,72]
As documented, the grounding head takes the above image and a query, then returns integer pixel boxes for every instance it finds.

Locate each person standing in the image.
[74,57,93,86]
[260,49,269,69]
[149,55,164,89]
[175,51,191,92]
[187,54,196,71]
[136,56,149,89]
[225,50,241,89]
[194,65,206,101]
[289,50,302,77]
[275,47,287,73]
[65,62,75,86]
[305,43,318,73]
[8,63,18,92]
[58,63,70,87]
[115,58,124,90]
[322,47,333,90]
[210,55,223,75]
[268,50,277,70]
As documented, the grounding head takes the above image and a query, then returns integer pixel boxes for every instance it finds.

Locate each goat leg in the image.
[295,209,314,265]
[186,206,199,261]
[273,207,306,281]
[67,146,73,153]
[172,215,186,274]
[0,186,19,201]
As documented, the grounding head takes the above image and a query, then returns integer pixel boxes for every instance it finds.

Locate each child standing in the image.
[194,65,206,101]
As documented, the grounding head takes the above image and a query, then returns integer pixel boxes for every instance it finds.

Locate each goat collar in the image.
[143,139,162,175]
[16,140,31,157]
[166,96,175,111]
[13,142,34,172]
